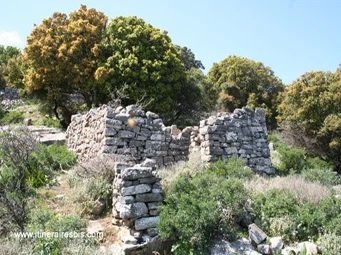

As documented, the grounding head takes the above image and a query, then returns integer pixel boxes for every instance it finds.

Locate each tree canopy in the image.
[176,45,204,71]
[208,55,284,128]
[95,16,187,121]
[0,45,21,88]
[23,5,107,125]
[278,70,341,171]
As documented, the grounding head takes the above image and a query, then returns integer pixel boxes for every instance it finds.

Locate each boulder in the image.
[248,223,267,245]
[270,236,284,252]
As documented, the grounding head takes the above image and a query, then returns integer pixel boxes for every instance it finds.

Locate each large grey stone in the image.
[135,193,163,202]
[121,167,154,181]
[248,223,267,245]
[135,216,160,230]
[117,202,148,219]
[121,184,152,196]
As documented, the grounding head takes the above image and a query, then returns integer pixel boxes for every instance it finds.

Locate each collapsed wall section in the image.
[196,107,274,175]
[66,105,191,166]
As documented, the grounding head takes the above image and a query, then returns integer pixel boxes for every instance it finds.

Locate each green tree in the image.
[278,70,341,172]
[173,68,217,126]
[176,45,204,71]
[3,54,25,88]
[208,55,284,128]
[23,5,107,127]
[0,45,21,88]
[96,16,187,122]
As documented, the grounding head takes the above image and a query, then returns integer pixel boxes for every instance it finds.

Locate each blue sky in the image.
[0,0,340,84]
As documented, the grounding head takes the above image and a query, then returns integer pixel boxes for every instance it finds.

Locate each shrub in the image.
[276,143,307,175]
[25,144,75,187]
[252,189,298,224]
[158,171,248,254]
[207,157,254,179]
[70,177,112,216]
[67,155,118,216]
[42,116,62,128]
[318,232,341,255]
[301,167,341,186]
[252,188,341,242]
[158,151,205,193]
[1,110,24,124]
[43,144,76,170]
[28,209,89,255]
[0,104,5,119]
[0,128,38,231]
[294,202,326,240]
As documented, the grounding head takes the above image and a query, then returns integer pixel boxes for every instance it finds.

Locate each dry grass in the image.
[245,175,331,204]
[158,151,206,192]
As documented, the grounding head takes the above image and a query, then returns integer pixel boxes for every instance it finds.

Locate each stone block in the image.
[135,216,160,231]
[121,184,152,196]
[135,193,163,202]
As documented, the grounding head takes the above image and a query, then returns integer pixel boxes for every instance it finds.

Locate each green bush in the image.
[207,157,254,179]
[301,167,341,186]
[158,171,248,254]
[276,144,307,175]
[70,177,112,216]
[1,110,24,124]
[30,144,76,172]
[42,116,62,128]
[0,128,38,231]
[294,202,326,240]
[28,209,88,255]
[252,189,341,242]
[252,189,298,240]
[318,232,341,255]
[25,144,75,188]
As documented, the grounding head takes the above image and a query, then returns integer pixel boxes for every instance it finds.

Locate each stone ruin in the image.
[193,107,274,175]
[65,105,274,253]
[112,159,163,246]
[66,105,192,167]
[0,87,23,109]
[66,105,273,175]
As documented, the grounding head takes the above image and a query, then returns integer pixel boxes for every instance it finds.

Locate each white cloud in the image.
[0,31,23,47]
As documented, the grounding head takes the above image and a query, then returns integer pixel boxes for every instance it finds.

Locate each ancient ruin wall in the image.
[66,105,192,166]
[112,159,162,243]
[67,105,273,174]
[195,107,274,174]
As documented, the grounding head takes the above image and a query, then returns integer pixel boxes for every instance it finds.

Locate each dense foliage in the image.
[96,16,187,122]
[208,56,284,128]
[278,70,341,171]
[158,158,250,255]
[0,45,21,88]
[252,189,341,242]
[0,129,76,231]
[23,5,107,126]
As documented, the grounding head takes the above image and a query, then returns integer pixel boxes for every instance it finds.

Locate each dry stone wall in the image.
[66,105,273,175]
[66,105,192,166]
[112,159,163,244]
[194,107,274,174]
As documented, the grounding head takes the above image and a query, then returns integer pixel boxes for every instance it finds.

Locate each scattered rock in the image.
[270,236,284,252]
[248,223,268,245]
[257,244,271,254]
[91,199,106,216]
[211,238,261,255]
